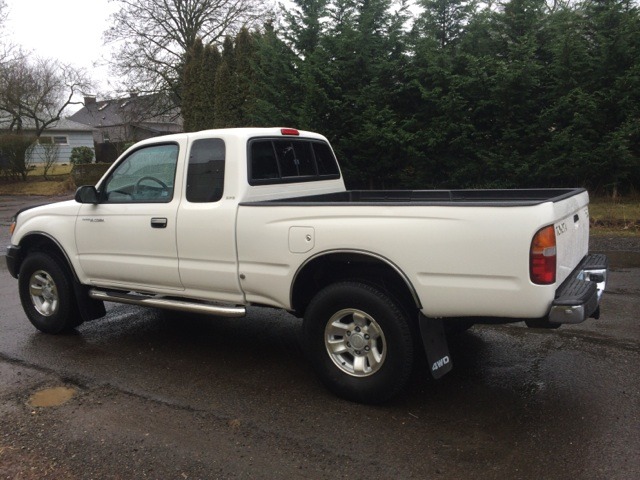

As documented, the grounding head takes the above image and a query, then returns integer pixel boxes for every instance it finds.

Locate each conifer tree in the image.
[200,44,222,129]
[182,39,205,132]
[235,28,258,124]
[250,22,301,126]
[214,37,241,127]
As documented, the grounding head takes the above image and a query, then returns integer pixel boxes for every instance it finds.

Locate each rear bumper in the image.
[548,254,608,324]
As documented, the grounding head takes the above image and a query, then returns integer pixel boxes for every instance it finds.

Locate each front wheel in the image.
[303,282,415,403]
[18,252,83,334]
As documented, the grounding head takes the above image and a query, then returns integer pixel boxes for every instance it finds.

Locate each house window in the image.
[38,135,68,145]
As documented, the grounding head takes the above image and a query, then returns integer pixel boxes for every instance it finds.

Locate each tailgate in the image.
[552,190,591,285]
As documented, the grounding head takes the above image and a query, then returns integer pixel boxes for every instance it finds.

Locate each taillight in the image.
[530,225,556,284]
[281,128,299,136]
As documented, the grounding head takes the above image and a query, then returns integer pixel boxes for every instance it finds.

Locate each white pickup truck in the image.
[6,127,608,403]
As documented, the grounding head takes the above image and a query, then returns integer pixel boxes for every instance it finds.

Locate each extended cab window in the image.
[103,144,178,203]
[249,139,340,185]
[186,138,225,203]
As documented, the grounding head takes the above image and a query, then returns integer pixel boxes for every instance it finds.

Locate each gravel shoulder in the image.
[590,234,640,253]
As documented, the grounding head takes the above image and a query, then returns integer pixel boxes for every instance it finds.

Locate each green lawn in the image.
[589,196,640,236]
[0,164,75,196]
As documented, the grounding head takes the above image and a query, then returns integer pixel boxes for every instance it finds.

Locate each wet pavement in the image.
[0,196,639,479]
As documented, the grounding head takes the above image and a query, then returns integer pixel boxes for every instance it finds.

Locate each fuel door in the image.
[289,227,315,254]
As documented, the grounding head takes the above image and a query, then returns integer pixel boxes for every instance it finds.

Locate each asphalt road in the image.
[0,196,639,479]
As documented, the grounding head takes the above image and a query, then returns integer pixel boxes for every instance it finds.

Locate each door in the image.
[75,142,183,290]
[176,137,244,303]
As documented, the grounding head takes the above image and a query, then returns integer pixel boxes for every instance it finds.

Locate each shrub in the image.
[0,134,37,181]
[69,146,95,165]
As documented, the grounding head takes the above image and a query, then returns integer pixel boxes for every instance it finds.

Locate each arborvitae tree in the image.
[200,44,222,129]
[250,21,302,126]
[182,39,205,132]
[417,0,476,49]
[534,5,596,187]
[581,0,640,193]
[283,0,328,56]
[281,0,334,131]
[475,0,548,187]
[320,0,414,188]
[214,37,241,127]
[177,0,639,192]
[234,28,258,123]
[406,0,479,188]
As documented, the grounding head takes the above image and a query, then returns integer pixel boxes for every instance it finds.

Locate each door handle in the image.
[151,217,168,228]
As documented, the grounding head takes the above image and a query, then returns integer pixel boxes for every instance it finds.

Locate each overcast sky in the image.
[4,0,117,99]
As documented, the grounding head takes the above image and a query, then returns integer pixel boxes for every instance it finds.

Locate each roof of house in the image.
[0,116,95,133]
[44,118,95,132]
[69,94,182,131]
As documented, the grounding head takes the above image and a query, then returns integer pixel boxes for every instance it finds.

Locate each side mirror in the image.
[75,185,99,204]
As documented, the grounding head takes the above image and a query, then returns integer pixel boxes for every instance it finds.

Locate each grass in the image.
[0,164,75,196]
[30,164,73,177]
[589,195,640,236]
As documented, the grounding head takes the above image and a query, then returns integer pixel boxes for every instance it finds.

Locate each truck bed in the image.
[242,188,585,207]
[237,186,590,318]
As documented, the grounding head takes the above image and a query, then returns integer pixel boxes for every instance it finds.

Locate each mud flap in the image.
[74,282,106,321]
[418,314,453,379]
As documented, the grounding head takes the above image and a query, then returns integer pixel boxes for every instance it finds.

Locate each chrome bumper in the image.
[548,254,608,324]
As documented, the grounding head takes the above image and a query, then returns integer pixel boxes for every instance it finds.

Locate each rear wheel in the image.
[303,281,415,403]
[18,252,83,333]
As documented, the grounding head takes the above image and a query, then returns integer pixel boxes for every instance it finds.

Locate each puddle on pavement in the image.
[28,386,76,407]
[598,251,640,268]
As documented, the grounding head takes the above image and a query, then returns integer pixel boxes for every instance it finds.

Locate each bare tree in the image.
[104,0,269,99]
[0,56,91,135]
[0,0,6,38]
[0,0,14,65]
[38,142,60,180]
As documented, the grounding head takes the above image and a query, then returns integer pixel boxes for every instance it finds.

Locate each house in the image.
[70,93,183,146]
[25,118,95,165]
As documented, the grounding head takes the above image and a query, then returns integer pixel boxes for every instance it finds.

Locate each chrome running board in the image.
[89,289,246,317]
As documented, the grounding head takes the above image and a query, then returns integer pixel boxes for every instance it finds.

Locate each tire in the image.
[18,252,83,334]
[303,281,415,404]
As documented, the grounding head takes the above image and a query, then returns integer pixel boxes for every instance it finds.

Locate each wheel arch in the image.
[290,250,422,316]
[15,232,79,282]
[15,232,106,323]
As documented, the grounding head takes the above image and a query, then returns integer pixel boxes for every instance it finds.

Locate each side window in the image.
[186,138,225,203]
[103,144,178,203]
[249,139,340,185]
